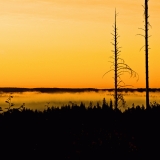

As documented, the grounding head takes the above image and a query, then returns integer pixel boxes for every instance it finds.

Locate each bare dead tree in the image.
[145,0,150,109]
[103,9,138,110]
[137,0,151,109]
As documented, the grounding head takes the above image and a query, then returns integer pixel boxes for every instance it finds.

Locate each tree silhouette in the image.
[5,95,14,111]
[137,0,150,108]
[103,9,138,110]
[144,0,150,109]
[4,94,25,112]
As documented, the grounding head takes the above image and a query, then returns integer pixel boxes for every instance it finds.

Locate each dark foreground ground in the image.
[0,102,160,159]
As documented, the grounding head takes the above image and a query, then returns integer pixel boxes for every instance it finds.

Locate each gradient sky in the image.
[0,0,160,88]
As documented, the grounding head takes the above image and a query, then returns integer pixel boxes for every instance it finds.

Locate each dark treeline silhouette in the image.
[0,100,160,159]
[0,87,160,93]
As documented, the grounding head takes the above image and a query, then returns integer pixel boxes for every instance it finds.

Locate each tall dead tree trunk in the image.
[114,9,118,109]
[103,9,138,110]
[137,0,151,109]
[145,0,149,109]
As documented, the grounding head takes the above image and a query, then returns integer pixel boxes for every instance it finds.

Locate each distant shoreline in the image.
[0,87,160,93]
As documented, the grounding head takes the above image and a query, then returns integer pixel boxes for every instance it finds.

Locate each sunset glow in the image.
[0,0,160,88]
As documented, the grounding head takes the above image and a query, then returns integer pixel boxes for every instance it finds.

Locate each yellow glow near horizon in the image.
[0,0,160,88]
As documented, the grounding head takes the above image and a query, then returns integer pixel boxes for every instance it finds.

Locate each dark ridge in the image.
[0,87,160,93]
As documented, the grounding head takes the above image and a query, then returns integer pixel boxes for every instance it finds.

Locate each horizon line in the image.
[0,87,160,89]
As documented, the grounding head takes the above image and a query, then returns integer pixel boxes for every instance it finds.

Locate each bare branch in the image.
[140,45,145,51]
[136,34,145,37]
[138,27,145,31]
[102,69,114,78]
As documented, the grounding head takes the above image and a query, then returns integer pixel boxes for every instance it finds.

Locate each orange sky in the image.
[0,0,160,88]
